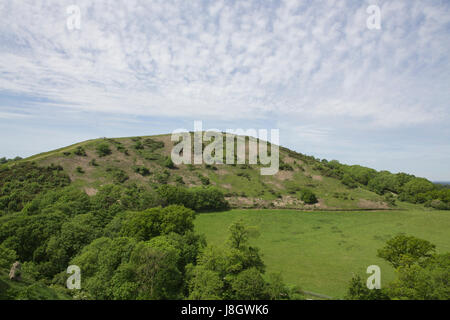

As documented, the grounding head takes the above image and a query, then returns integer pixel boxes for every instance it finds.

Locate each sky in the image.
[0,0,449,181]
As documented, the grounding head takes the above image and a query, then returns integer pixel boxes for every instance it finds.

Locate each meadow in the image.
[195,209,450,298]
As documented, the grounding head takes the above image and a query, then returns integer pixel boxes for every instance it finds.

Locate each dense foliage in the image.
[0,163,70,213]
[0,161,251,300]
[346,235,450,300]
[313,160,450,209]
[157,185,230,211]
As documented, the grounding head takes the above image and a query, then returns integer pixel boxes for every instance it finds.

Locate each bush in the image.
[300,189,318,204]
[279,163,294,171]
[154,170,170,184]
[96,143,112,157]
[163,157,175,169]
[143,138,165,152]
[156,185,229,211]
[133,166,150,177]
[76,167,84,174]
[73,147,87,156]
[237,172,251,180]
[134,141,144,150]
[342,174,357,189]
[112,170,129,184]
[198,174,210,186]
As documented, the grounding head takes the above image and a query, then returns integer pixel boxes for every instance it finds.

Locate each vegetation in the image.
[196,209,450,298]
[96,143,112,157]
[346,235,449,300]
[299,189,318,204]
[0,133,449,300]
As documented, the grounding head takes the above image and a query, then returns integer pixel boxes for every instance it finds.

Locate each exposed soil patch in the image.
[84,187,98,196]
[312,175,323,181]
[358,199,389,209]
[275,170,294,181]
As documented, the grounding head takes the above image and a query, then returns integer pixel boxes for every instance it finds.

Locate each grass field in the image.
[195,209,450,298]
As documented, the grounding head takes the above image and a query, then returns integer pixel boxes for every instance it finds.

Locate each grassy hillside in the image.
[195,209,450,298]
[13,133,409,211]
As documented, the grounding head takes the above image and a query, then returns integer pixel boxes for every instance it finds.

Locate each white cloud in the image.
[0,0,448,128]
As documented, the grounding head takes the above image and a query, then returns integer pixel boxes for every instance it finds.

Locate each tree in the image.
[388,253,450,300]
[377,234,436,269]
[368,171,400,195]
[188,266,223,300]
[230,268,268,300]
[0,243,17,269]
[300,189,318,204]
[345,274,390,300]
[130,239,183,299]
[342,174,357,189]
[266,273,290,300]
[227,220,251,250]
[402,178,435,196]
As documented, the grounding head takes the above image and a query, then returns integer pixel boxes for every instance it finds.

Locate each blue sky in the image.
[0,0,449,180]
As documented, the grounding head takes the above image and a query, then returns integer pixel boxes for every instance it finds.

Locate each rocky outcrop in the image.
[9,261,21,281]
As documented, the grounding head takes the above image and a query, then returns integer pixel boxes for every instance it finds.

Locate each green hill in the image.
[6,133,437,211]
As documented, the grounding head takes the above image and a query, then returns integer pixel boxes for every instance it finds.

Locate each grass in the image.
[195,209,450,298]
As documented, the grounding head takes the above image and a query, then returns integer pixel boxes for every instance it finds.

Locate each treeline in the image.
[0,157,22,164]
[313,160,450,209]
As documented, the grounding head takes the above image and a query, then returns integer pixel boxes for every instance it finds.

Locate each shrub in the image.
[134,141,144,150]
[96,143,112,157]
[106,167,129,184]
[164,157,175,169]
[133,166,150,177]
[143,138,165,152]
[237,172,251,180]
[279,163,294,171]
[197,174,210,186]
[342,174,357,189]
[154,170,170,184]
[76,167,84,174]
[300,189,318,204]
[73,147,87,156]
[175,176,185,185]
[157,185,229,211]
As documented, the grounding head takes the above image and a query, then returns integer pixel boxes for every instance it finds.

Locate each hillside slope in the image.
[12,133,421,211]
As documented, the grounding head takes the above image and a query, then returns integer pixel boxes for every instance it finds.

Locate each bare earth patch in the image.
[274,170,294,181]
[312,175,323,181]
[358,199,389,209]
[84,187,98,196]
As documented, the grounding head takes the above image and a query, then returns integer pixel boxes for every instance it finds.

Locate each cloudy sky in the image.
[0,0,449,180]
